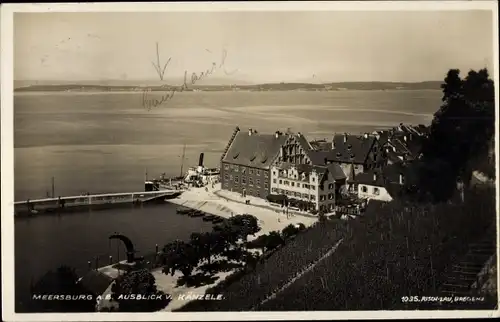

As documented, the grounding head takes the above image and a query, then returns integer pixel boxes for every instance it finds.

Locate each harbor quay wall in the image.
[14,190,182,217]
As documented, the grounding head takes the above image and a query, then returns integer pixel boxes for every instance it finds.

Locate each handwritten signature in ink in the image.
[142,42,237,110]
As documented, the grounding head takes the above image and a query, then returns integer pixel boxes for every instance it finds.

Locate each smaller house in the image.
[355,163,407,202]
[308,133,383,185]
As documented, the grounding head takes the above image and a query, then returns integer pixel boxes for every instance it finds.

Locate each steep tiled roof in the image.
[295,133,315,153]
[310,134,376,164]
[327,163,347,180]
[223,130,287,169]
[355,162,406,187]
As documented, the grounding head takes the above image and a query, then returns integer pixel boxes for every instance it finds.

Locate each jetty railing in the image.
[14,190,183,211]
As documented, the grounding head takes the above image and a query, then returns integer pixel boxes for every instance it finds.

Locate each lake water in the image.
[13,90,441,311]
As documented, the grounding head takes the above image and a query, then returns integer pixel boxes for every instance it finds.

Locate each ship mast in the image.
[180,143,186,177]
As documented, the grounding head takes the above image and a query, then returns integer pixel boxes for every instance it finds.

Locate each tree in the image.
[111,269,170,312]
[29,265,96,312]
[282,224,299,239]
[414,68,495,202]
[265,231,285,251]
[227,214,261,241]
[161,240,199,277]
[190,232,226,265]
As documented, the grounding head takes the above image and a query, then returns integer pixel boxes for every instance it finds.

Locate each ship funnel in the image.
[198,153,205,167]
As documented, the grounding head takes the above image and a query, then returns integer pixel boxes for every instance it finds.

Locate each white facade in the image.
[357,184,393,202]
[269,164,338,212]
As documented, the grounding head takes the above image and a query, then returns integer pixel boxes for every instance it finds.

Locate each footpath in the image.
[212,189,317,219]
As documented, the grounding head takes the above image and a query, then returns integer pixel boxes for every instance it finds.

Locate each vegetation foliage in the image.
[28,265,96,312]
[408,68,495,202]
[111,268,170,312]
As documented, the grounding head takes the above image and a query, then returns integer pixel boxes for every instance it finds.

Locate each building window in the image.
[256,179,260,185]
[361,185,368,193]
[295,192,301,197]
[279,180,283,184]
[257,170,261,176]
[242,177,246,184]
[234,166,239,172]
[241,167,246,174]
[312,177,315,182]
[273,179,277,183]
[284,180,289,185]
[285,190,291,196]
[235,176,239,183]
[302,193,309,198]
[291,182,295,187]
[272,188,277,193]
[224,174,229,180]
[328,193,334,200]
[249,178,253,185]
[373,187,380,195]
[224,164,230,170]
[249,189,253,195]
[264,172,269,178]
[264,183,268,189]
[303,184,308,189]
[249,169,254,175]
[320,195,325,201]
[311,186,316,190]
[229,175,233,180]
[273,171,276,176]
[354,165,359,170]
[311,195,316,201]
[328,183,334,190]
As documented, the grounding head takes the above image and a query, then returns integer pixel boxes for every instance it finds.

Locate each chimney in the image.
[373,172,377,182]
[275,131,279,139]
[331,140,335,150]
[399,174,404,185]
[248,128,253,136]
[344,133,348,143]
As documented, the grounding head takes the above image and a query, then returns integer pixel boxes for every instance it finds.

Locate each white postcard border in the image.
[1,1,499,321]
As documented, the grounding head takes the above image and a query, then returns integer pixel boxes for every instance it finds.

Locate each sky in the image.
[14,10,494,83]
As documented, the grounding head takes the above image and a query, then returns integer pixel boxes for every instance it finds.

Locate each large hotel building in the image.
[219,125,424,211]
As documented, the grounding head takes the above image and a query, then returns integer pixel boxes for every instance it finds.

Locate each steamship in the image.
[144,151,220,192]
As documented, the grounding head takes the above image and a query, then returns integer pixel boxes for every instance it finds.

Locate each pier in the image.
[14,190,184,217]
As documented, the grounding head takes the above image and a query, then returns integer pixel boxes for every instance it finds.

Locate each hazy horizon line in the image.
[15,78,445,84]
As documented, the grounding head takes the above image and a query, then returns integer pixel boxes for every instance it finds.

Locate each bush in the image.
[111,269,170,312]
[282,224,299,239]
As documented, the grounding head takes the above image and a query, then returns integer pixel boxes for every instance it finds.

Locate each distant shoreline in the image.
[14,81,443,93]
